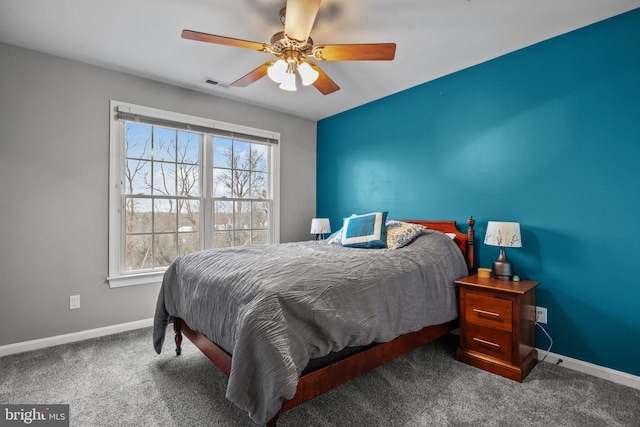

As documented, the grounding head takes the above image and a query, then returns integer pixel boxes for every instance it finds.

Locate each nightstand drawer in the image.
[465,323,513,362]
[465,293,512,331]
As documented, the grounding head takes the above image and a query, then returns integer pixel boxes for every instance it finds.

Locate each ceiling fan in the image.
[182,0,396,95]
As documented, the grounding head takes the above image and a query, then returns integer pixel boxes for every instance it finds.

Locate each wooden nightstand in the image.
[455,274,539,382]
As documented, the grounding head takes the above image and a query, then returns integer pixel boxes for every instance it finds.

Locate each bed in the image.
[153,217,475,425]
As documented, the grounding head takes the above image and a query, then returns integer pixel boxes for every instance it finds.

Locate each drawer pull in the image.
[473,308,501,318]
[473,337,500,348]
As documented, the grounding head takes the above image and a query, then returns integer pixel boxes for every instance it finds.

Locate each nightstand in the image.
[455,274,539,382]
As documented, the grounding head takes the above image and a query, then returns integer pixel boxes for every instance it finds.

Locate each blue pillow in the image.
[341,212,388,248]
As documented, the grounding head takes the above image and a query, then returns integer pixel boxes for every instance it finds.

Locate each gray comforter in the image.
[153,230,468,425]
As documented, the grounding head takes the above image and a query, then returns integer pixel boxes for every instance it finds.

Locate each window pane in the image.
[178,200,199,232]
[154,199,177,233]
[252,143,268,172]
[153,127,177,161]
[233,140,251,170]
[213,137,232,168]
[125,198,152,233]
[213,168,232,197]
[232,169,251,198]
[252,201,269,229]
[252,230,268,245]
[177,163,199,196]
[234,230,251,247]
[214,201,233,230]
[153,162,176,195]
[154,234,176,267]
[126,160,151,195]
[126,123,152,160]
[235,201,251,229]
[251,172,268,198]
[178,131,199,164]
[125,234,152,271]
[178,232,199,255]
[214,231,233,248]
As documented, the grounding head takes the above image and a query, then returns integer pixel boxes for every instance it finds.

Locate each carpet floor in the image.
[1,328,638,426]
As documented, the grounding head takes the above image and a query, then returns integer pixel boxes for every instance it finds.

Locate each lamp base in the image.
[492,247,514,281]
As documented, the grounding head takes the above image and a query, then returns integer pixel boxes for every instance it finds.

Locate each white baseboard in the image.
[0,318,154,357]
[536,348,640,390]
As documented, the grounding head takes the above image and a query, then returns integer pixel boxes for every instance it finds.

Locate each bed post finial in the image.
[467,216,475,272]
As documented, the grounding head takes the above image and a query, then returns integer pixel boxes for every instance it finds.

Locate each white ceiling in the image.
[0,0,638,121]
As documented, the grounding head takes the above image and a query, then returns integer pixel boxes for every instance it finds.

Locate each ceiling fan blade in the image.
[182,29,269,52]
[284,0,321,43]
[231,62,273,87]
[314,43,396,61]
[308,62,340,95]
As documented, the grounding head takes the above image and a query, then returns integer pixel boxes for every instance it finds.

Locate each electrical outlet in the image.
[536,306,547,324]
[70,295,80,310]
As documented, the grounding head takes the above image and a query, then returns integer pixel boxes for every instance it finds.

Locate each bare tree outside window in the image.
[213,138,269,248]
[122,125,271,271]
[124,123,200,271]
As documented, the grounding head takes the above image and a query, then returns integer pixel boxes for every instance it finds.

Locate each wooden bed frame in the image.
[172,217,475,426]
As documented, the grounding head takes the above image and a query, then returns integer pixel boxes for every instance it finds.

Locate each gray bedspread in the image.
[153,230,468,425]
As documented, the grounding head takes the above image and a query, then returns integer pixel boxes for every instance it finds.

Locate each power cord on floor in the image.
[535,312,553,363]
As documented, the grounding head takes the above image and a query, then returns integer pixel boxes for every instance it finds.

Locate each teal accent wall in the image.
[317,9,640,376]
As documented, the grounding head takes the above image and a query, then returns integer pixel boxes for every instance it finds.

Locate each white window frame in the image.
[107,101,280,288]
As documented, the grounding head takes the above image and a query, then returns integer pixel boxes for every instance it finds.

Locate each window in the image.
[108,101,280,287]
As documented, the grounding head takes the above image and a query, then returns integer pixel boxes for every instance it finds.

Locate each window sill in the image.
[107,270,165,288]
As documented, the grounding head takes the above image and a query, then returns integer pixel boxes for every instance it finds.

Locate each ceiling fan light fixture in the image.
[279,72,297,91]
[267,59,287,83]
[182,0,395,96]
[298,62,319,86]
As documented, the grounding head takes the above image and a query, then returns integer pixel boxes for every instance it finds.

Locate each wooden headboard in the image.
[403,217,475,272]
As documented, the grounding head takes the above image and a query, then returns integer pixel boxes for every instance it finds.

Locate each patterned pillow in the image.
[385,221,427,249]
[341,212,388,248]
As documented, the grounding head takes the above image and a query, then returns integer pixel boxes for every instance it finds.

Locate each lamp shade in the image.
[267,59,287,83]
[484,221,522,248]
[279,71,297,91]
[298,62,319,86]
[310,218,331,235]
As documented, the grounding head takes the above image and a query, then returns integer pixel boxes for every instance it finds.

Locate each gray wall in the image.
[0,42,317,345]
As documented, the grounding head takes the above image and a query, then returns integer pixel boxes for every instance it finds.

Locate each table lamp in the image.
[484,221,522,280]
[310,218,331,240]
